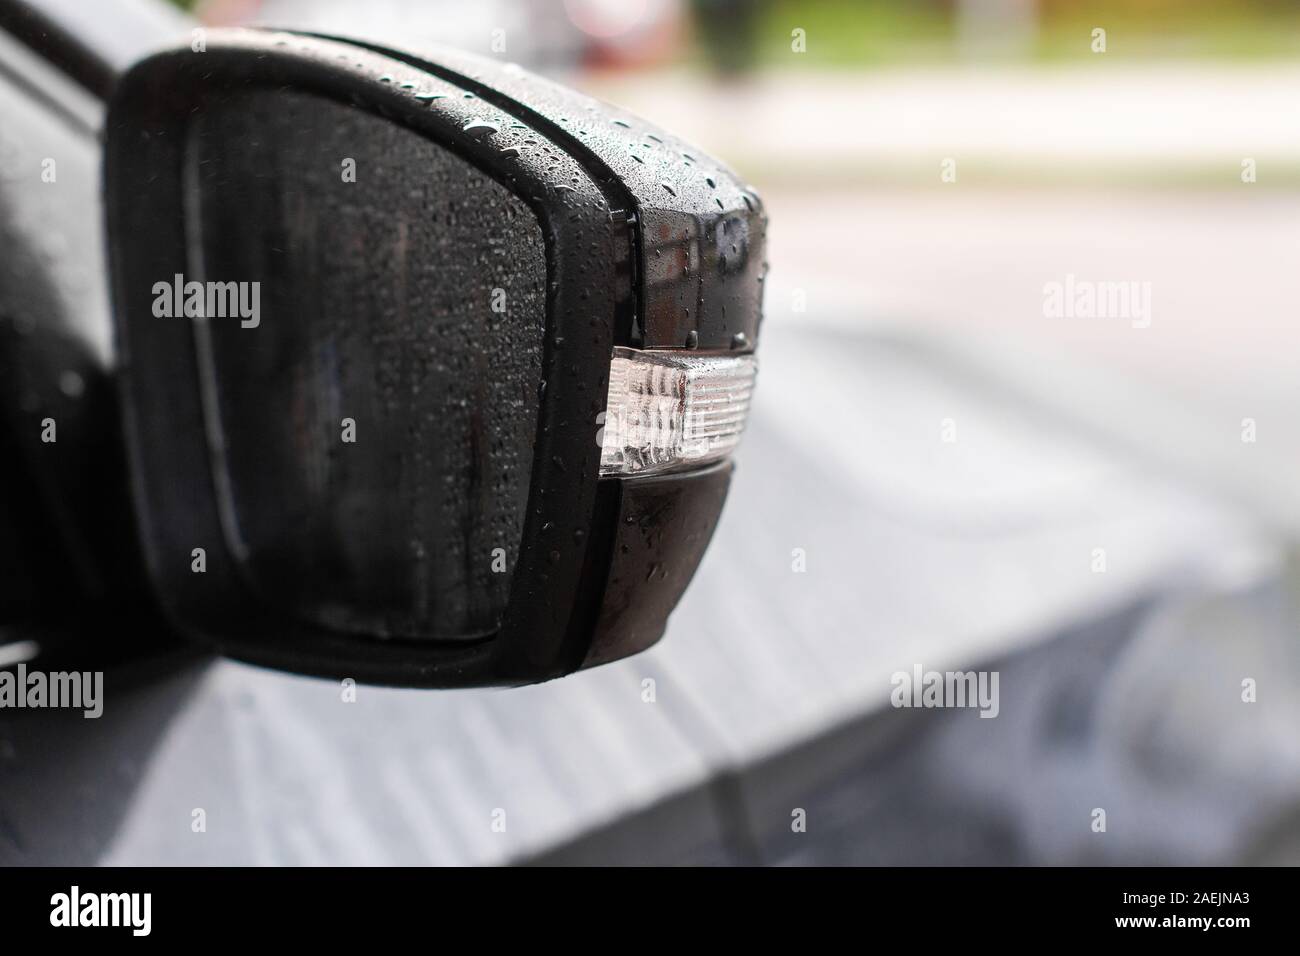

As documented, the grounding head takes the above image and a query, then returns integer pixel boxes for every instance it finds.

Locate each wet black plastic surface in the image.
[327,36,769,352]
[584,460,732,668]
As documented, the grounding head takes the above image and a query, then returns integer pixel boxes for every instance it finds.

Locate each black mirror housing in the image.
[104,28,765,686]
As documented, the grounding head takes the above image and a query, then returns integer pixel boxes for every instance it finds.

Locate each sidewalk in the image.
[585,64,1300,186]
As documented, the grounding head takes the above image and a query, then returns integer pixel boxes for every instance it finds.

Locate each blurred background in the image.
[5,0,1300,864]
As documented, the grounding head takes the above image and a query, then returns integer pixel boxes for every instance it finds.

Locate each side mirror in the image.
[104,28,765,687]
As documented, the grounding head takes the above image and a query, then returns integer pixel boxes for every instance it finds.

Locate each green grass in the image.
[740,0,1300,68]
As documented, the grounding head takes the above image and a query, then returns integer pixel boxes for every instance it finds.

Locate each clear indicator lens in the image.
[599,347,757,477]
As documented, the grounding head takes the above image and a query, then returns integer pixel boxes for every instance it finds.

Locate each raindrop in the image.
[462,119,501,138]
[59,370,84,398]
[660,182,677,196]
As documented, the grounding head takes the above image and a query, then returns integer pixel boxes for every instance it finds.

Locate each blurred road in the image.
[761,187,1300,531]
